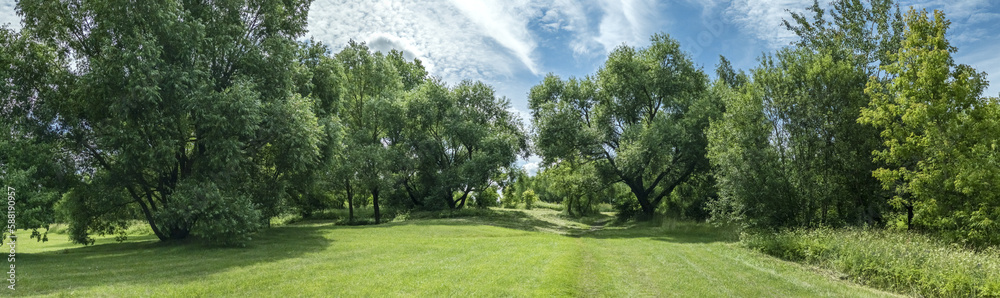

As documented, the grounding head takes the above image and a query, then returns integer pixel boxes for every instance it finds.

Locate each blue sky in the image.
[2,0,999,174]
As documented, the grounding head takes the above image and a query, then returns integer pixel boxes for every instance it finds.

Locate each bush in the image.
[744,228,1000,297]
[501,188,521,209]
[474,187,499,208]
[155,180,262,246]
[522,189,537,210]
[613,195,642,222]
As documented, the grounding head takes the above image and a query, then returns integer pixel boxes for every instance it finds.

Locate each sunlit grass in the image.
[13,209,896,296]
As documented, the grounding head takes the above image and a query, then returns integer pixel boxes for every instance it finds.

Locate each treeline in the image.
[528,0,1000,247]
[1,0,525,245]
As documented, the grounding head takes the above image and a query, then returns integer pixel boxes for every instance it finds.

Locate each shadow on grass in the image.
[346,207,738,244]
[578,222,739,244]
[20,224,333,295]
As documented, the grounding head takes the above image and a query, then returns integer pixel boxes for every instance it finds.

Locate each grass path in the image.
[14,209,898,297]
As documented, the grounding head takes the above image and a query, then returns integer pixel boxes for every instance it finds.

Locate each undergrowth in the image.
[744,228,1000,297]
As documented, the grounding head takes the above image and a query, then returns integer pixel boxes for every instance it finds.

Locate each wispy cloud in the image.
[724,0,808,49]
[448,0,542,75]
[307,0,602,84]
[593,0,661,52]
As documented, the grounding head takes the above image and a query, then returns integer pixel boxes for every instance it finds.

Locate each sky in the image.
[2,0,999,175]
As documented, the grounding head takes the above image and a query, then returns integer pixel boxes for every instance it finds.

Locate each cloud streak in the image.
[594,0,661,52]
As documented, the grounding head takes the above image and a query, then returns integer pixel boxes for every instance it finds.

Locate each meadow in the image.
[14,209,897,297]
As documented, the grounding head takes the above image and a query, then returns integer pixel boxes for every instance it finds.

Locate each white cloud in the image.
[724,0,809,49]
[519,155,542,176]
[594,0,661,52]
[307,0,600,85]
[723,0,998,49]
[308,0,542,84]
[0,0,20,32]
[448,0,542,75]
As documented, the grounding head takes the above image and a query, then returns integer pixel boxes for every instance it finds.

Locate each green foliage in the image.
[708,1,898,229]
[745,228,1000,297]
[473,187,499,209]
[11,0,317,244]
[858,8,1000,246]
[401,79,528,210]
[529,33,714,219]
[522,189,538,210]
[0,26,75,241]
[501,188,521,209]
[153,180,261,246]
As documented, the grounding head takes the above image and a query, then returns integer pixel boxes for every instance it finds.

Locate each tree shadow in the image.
[576,223,740,244]
[20,224,333,295]
[358,208,737,244]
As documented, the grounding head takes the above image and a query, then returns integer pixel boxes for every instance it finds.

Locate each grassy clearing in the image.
[14,209,896,297]
[744,228,1000,297]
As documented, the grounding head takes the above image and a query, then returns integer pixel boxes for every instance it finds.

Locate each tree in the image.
[335,40,406,224]
[288,40,345,218]
[530,33,714,219]
[522,189,537,210]
[708,0,901,229]
[0,27,74,242]
[859,8,1000,245]
[401,79,528,210]
[14,0,318,244]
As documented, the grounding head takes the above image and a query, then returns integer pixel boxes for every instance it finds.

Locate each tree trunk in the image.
[629,184,655,220]
[372,188,381,224]
[346,179,354,224]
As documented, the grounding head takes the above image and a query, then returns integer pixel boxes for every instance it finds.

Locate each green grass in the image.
[13,209,897,297]
[744,228,1000,297]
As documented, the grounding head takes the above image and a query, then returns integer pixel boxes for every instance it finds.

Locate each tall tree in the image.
[530,34,714,219]
[334,40,405,224]
[0,26,74,242]
[402,79,528,209]
[287,40,345,217]
[859,8,1000,245]
[709,46,878,229]
[708,0,902,229]
[14,0,318,244]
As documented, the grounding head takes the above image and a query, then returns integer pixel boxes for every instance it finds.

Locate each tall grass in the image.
[744,228,1000,297]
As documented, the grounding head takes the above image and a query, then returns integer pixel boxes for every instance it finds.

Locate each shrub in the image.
[474,187,499,208]
[154,180,262,246]
[522,189,538,210]
[501,188,521,209]
[744,228,1000,297]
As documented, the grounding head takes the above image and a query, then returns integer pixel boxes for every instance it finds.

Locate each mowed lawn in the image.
[15,210,896,297]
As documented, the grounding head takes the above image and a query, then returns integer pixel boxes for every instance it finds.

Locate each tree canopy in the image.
[530,33,715,218]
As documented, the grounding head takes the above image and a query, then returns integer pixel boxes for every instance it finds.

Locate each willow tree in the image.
[14,0,318,244]
[402,79,528,209]
[530,34,714,219]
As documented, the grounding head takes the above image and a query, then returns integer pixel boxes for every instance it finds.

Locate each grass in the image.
[12,208,898,297]
[744,228,1000,297]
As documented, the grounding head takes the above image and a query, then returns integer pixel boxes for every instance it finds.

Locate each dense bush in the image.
[522,189,537,210]
[473,187,499,209]
[153,181,262,246]
[501,189,521,209]
[744,228,1000,297]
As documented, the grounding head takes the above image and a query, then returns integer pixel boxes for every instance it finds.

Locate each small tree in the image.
[501,187,521,209]
[523,190,538,210]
